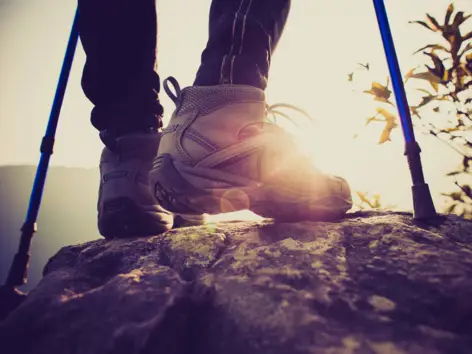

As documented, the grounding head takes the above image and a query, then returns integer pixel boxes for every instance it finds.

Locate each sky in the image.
[0,0,471,221]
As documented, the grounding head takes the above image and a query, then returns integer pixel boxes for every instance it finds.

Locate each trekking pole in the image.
[0,9,79,321]
[372,0,437,220]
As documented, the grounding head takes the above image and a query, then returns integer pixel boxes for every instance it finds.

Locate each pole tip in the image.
[412,184,437,220]
[0,286,27,321]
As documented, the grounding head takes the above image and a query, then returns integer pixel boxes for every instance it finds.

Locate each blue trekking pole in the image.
[373,0,437,220]
[0,10,80,321]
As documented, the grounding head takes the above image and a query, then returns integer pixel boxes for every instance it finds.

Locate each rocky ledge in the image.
[1,211,472,354]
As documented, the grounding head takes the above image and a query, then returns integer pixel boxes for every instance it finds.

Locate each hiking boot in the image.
[150,77,353,221]
[98,129,204,239]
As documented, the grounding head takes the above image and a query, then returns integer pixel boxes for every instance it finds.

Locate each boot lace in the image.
[163,76,314,128]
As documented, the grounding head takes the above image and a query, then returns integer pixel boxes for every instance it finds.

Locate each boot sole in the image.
[173,213,206,228]
[150,154,352,222]
[98,197,173,239]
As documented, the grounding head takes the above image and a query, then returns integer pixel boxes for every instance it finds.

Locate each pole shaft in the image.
[5,10,80,287]
[372,0,436,219]
[373,0,416,143]
[25,10,80,224]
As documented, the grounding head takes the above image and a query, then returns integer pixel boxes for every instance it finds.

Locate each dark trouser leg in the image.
[78,0,163,135]
[194,0,291,90]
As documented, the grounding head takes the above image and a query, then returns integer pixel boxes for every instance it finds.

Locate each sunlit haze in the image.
[1,0,471,223]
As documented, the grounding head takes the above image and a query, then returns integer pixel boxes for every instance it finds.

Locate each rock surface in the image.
[1,211,472,354]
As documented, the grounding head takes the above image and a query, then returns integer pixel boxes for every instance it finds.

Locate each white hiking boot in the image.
[98,129,204,239]
[150,77,352,221]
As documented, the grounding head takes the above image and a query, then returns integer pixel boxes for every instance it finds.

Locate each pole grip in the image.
[405,141,425,186]
[411,184,437,220]
[5,221,36,287]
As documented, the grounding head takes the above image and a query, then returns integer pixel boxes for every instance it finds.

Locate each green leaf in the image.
[441,126,461,133]
[409,20,436,31]
[417,88,434,96]
[449,191,464,202]
[365,116,382,126]
[466,53,472,74]
[452,12,472,29]
[446,203,457,214]
[376,108,398,144]
[425,52,446,80]
[409,71,442,83]
[445,3,455,26]
[426,13,441,31]
[404,67,418,83]
[458,42,472,60]
[356,192,375,209]
[456,63,471,87]
[269,110,294,125]
[463,156,472,170]
[413,44,448,55]
[410,106,421,118]
[418,96,436,108]
[462,185,472,199]
[463,30,472,42]
[363,82,394,105]
[408,71,442,91]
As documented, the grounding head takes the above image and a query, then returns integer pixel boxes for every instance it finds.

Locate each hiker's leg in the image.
[194,0,291,90]
[78,0,163,135]
[78,0,204,239]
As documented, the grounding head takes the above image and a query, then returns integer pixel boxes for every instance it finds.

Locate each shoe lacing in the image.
[163,76,313,128]
[163,77,322,181]
[266,103,313,128]
[164,76,182,105]
[265,102,321,180]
